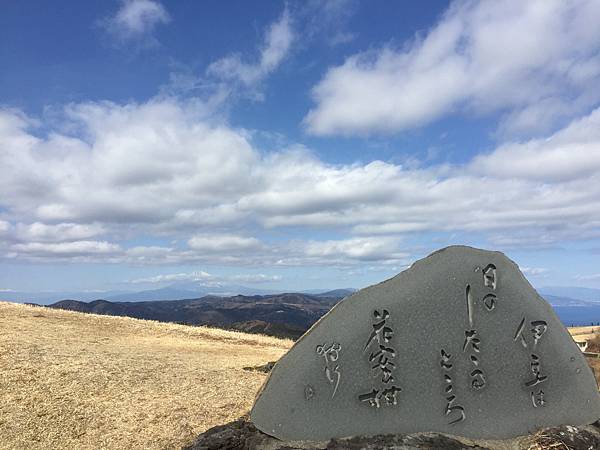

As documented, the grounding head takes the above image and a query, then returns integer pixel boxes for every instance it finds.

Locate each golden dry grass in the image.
[0,301,292,450]
[567,327,600,386]
[586,329,600,353]
[586,357,600,384]
[567,325,599,336]
[568,326,599,344]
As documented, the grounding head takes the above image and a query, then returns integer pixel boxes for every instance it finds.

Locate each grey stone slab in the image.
[250,246,600,441]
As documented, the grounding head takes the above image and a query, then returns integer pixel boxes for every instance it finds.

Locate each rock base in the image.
[185,418,600,450]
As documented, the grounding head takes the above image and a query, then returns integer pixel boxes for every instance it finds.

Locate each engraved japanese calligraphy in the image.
[514,317,549,407]
[316,342,342,398]
[440,349,465,425]
[251,246,600,442]
[463,283,486,391]
[358,309,402,408]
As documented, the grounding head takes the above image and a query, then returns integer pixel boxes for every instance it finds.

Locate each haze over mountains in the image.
[3,284,599,306]
[3,283,600,339]
[538,287,600,304]
[1,282,357,305]
[46,292,348,339]
[7,285,591,339]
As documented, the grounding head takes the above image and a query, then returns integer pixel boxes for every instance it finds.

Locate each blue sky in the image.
[2,0,600,294]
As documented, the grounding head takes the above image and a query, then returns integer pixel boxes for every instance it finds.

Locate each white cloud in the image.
[188,234,263,253]
[130,270,213,284]
[207,9,293,87]
[304,237,407,261]
[470,108,600,181]
[520,267,549,276]
[0,220,10,234]
[229,273,282,284]
[15,222,104,242]
[103,0,170,42]
[2,99,600,265]
[162,9,293,103]
[304,0,600,136]
[574,273,600,281]
[0,100,258,225]
[9,241,121,258]
[129,270,280,285]
[301,0,357,46]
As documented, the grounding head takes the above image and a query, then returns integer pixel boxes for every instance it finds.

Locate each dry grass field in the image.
[568,325,599,336]
[0,302,292,450]
[569,325,600,343]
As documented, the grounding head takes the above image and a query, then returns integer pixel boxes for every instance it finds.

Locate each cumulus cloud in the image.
[520,267,549,276]
[102,0,170,42]
[207,9,293,88]
[304,237,407,262]
[15,222,105,242]
[574,273,600,281]
[1,98,600,265]
[129,270,281,285]
[8,241,121,259]
[0,101,258,225]
[188,234,263,253]
[229,273,282,283]
[130,270,213,284]
[0,220,10,234]
[304,0,600,136]
[470,108,600,181]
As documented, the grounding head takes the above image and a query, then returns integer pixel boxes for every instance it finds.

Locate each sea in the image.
[554,306,600,327]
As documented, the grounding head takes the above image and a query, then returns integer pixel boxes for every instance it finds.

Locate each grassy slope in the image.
[0,302,292,450]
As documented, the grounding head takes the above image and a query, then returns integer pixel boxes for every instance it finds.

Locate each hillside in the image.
[44,291,600,340]
[47,293,342,339]
[0,301,292,450]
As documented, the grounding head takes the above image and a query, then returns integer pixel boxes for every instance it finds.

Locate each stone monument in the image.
[250,246,600,441]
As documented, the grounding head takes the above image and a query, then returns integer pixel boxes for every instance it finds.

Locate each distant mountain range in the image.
[5,283,600,307]
[0,289,130,304]
[5,282,600,339]
[538,286,600,303]
[45,292,348,339]
[541,294,596,307]
[0,283,357,305]
[30,285,600,338]
[103,284,273,302]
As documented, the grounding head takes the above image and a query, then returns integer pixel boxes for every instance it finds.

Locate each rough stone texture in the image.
[251,246,600,441]
[185,417,600,450]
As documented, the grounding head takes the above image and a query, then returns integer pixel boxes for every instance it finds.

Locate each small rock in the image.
[184,418,600,450]
[243,362,276,373]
